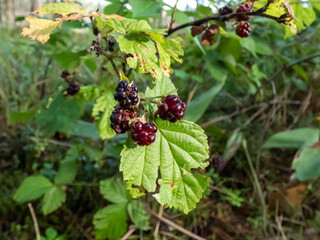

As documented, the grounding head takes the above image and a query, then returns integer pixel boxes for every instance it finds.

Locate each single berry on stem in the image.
[158,95,186,122]
[131,121,157,146]
[236,21,251,38]
[110,106,136,135]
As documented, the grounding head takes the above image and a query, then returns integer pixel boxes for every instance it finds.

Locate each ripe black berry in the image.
[132,122,157,146]
[110,106,136,135]
[114,81,139,108]
[236,21,251,38]
[67,82,80,95]
[158,95,186,123]
[236,4,251,21]
[61,70,70,79]
[219,6,233,15]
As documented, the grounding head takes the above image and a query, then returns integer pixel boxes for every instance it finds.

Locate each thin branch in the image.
[99,48,120,78]
[200,99,301,128]
[256,52,320,95]
[166,6,284,36]
[121,227,136,240]
[28,203,41,240]
[149,210,206,240]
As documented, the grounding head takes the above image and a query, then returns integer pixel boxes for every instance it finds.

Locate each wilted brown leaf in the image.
[21,16,62,44]
[191,25,205,37]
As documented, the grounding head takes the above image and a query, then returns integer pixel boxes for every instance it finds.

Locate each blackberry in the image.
[131,122,157,146]
[114,81,139,108]
[236,4,251,21]
[61,70,70,79]
[158,95,186,123]
[219,6,233,15]
[67,82,80,95]
[236,21,251,38]
[110,106,136,135]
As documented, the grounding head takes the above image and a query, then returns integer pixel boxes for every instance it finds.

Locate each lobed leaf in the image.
[100,178,129,204]
[120,119,209,213]
[14,176,53,203]
[42,186,66,215]
[93,203,128,240]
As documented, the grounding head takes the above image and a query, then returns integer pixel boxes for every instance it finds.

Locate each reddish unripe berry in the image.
[158,95,186,123]
[132,122,157,146]
[236,21,251,38]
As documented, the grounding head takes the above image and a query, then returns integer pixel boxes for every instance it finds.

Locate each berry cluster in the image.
[132,122,157,146]
[235,4,252,38]
[158,95,186,122]
[219,6,233,15]
[110,106,136,135]
[61,70,80,96]
[114,81,139,108]
[236,22,251,38]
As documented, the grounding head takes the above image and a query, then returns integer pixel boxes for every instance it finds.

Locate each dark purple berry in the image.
[110,106,136,135]
[61,70,70,79]
[67,82,80,95]
[131,122,157,146]
[158,95,186,122]
[114,81,139,108]
[236,4,251,21]
[219,6,233,15]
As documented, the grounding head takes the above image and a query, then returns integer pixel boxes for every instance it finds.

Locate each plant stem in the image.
[166,2,285,36]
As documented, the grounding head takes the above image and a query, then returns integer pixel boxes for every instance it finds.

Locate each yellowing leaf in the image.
[33,1,87,17]
[21,16,62,44]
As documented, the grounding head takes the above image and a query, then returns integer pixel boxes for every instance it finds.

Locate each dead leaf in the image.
[285,184,306,206]
[191,25,205,37]
[21,16,62,44]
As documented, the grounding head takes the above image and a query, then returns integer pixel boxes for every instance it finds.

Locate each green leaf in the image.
[70,120,100,139]
[14,176,53,203]
[76,85,103,101]
[127,200,149,230]
[103,3,123,15]
[96,17,183,79]
[93,204,128,240]
[33,2,87,17]
[264,128,319,149]
[184,80,225,122]
[54,146,79,185]
[100,178,129,204]
[223,131,243,161]
[129,0,161,18]
[293,147,320,180]
[145,74,177,98]
[291,4,316,32]
[42,186,66,215]
[118,33,162,79]
[120,119,209,213]
[92,92,117,139]
[36,94,84,135]
[7,110,36,125]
